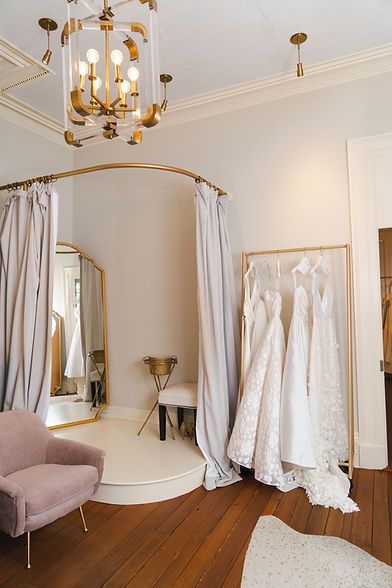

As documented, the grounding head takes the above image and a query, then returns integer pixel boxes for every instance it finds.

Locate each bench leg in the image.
[177,407,184,429]
[159,405,166,441]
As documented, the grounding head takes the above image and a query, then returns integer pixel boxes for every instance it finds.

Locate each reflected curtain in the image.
[195,182,241,490]
[79,256,104,401]
[0,183,58,419]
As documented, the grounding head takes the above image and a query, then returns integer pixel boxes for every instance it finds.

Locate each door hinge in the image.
[380,359,385,372]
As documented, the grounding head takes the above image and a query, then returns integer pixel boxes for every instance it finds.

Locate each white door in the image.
[348,133,392,469]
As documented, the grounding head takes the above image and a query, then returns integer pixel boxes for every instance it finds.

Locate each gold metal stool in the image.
[138,355,177,436]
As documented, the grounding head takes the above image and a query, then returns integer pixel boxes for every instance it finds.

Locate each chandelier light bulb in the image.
[86,48,99,64]
[93,77,102,90]
[111,50,124,66]
[121,80,131,94]
[79,61,89,76]
[127,66,139,81]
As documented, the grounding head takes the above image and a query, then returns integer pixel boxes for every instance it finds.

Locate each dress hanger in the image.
[311,249,331,275]
[292,254,311,276]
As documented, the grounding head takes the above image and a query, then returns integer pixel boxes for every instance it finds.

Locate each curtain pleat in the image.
[195,182,241,489]
[0,183,58,420]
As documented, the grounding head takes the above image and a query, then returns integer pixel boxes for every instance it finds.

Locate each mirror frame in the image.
[49,241,109,429]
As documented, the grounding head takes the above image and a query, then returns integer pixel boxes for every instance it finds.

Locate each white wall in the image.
[71,71,392,416]
[0,119,74,241]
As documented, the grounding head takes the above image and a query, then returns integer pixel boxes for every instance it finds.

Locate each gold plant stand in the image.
[138,355,177,437]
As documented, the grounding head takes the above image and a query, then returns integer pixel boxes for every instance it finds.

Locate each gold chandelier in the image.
[61,0,164,147]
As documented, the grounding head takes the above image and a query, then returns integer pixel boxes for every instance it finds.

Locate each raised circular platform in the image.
[54,417,206,505]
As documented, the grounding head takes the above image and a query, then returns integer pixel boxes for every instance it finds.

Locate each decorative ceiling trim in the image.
[0,93,64,145]
[160,43,392,129]
[0,37,52,93]
[1,42,392,145]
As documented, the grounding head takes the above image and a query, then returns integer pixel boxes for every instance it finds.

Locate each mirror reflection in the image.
[46,242,108,428]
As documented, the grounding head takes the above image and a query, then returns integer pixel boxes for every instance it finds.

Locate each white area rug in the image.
[241,515,392,587]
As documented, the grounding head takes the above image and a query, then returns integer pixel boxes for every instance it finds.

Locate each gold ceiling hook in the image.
[160,74,173,112]
[290,32,308,77]
[39,18,58,66]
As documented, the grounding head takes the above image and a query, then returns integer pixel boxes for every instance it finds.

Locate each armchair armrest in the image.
[46,438,105,493]
[0,476,25,538]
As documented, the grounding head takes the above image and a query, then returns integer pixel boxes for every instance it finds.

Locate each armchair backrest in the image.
[0,410,52,476]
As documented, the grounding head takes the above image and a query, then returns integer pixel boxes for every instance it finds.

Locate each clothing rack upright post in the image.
[239,243,354,479]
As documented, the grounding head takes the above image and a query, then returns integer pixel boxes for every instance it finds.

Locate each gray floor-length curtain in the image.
[195,182,241,490]
[79,256,104,402]
[0,182,58,419]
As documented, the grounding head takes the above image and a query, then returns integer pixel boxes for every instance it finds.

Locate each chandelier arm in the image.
[0,163,227,196]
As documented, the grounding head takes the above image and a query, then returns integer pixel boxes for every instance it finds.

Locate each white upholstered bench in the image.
[158,382,198,443]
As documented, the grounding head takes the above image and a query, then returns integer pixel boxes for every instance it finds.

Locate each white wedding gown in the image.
[295,257,358,513]
[228,287,289,489]
[280,257,316,470]
[242,263,268,384]
[64,306,85,379]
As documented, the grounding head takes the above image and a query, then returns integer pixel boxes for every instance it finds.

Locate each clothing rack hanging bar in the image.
[240,243,354,479]
[0,162,227,196]
[245,243,348,259]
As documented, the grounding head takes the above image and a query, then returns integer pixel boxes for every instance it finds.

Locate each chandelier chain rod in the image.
[0,162,227,196]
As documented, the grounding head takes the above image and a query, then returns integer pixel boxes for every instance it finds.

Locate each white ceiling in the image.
[1,0,392,123]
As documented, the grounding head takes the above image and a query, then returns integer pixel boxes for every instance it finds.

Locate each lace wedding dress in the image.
[228,288,288,488]
[294,257,358,513]
[280,257,316,470]
[242,263,268,385]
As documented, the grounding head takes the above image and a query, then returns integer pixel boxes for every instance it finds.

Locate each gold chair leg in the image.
[79,506,88,533]
[26,531,31,569]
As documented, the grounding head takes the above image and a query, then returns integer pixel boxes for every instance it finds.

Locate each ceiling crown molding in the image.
[160,43,392,128]
[1,42,392,144]
[0,93,64,145]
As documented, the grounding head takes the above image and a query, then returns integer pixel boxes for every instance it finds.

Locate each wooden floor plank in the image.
[388,471,392,557]
[324,507,345,538]
[341,468,359,542]
[373,470,392,564]
[76,491,196,588]
[171,480,258,588]
[273,487,303,523]
[221,541,249,588]
[350,469,374,548]
[196,485,275,587]
[1,502,121,587]
[305,505,330,535]
[289,489,313,533]
[102,487,206,587]
[0,468,390,588]
[27,502,160,588]
[126,482,244,587]
[262,489,283,515]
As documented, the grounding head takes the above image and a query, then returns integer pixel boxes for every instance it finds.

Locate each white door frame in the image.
[347,132,390,469]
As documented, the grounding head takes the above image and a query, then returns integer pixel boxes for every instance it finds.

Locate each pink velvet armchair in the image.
[0,410,105,569]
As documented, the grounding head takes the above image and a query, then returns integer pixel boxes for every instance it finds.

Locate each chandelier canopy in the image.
[62,0,162,147]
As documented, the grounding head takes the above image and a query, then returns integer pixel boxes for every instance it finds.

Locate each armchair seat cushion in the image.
[7,464,98,517]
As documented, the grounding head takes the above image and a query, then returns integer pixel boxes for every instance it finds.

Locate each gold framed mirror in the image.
[47,242,109,428]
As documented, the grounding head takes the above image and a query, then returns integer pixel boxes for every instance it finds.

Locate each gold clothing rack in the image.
[0,162,226,196]
[240,243,354,479]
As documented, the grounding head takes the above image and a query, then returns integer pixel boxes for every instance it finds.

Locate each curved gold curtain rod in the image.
[0,162,226,196]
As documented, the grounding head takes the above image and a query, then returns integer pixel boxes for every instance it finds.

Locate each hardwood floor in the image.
[0,469,391,587]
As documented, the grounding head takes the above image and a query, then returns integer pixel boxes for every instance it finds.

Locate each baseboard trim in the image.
[358,442,388,469]
[101,404,177,425]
